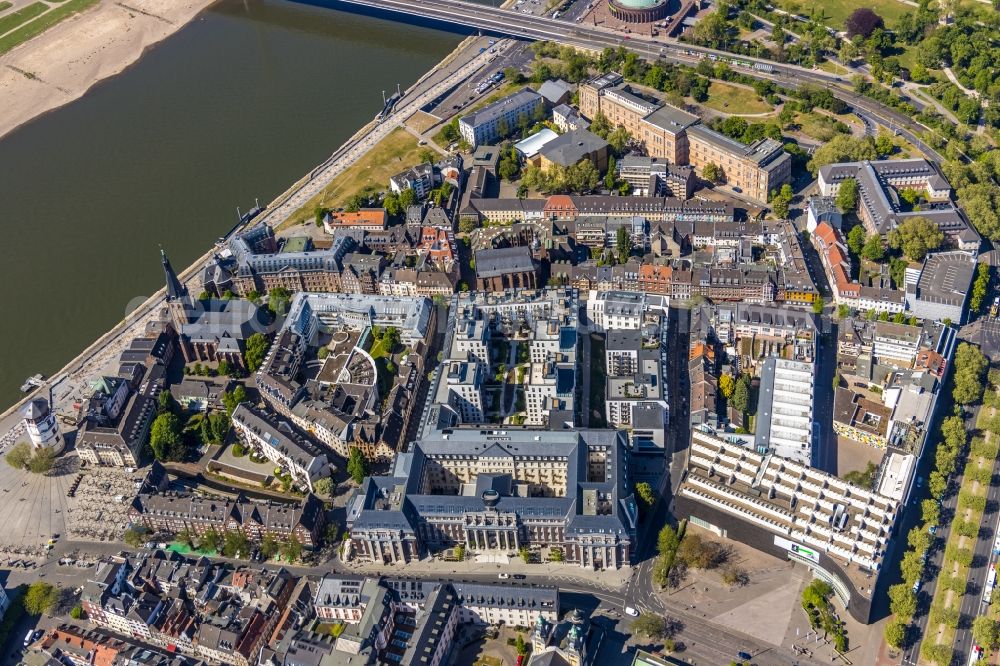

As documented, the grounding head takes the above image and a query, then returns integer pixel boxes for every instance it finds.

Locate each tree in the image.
[973,616,1000,650]
[632,612,667,638]
[223,530,251,558]
[5,442,32,470]
[608,126,631,155]
[847,225,866,256]
[731,376,751,414]
[969,263,990,314]
[201,411,230,445]
[861,235,885,262]
[884,619,907,649]
[281,534,303,563]
[150,412,185,462]
[604,155,618,191]
[590,111,612,139]
[158,389,176,415]
[566,160,599,194]
[812,296,825,315]
[347,447,369,484]
[808,134,877,174]
[399,188,417,210]
[124,526,149,547]
[244,332,271,372]
[222,384,248,417]
[702,162,723,184]
[719,374,736,399]
[519,546,531,563]
[845,8,884,38]
[922,498,940,526]
[616,226,633,264]
[27,447,54,475]
[498,155,520,182]
[888,216,943,262]
[635,482,656,511]
[953,342,988,405]
[313,476,334,498]
[201,528,224,553]
[888,583,917,620]
[383,191,402,217]
[771,185,792,219]
[260,534,280,560]
[874,130,896,158]
[24,582,59,615]
[548,547,564,562]
[454,544,466,561]
[515,634,528,656]
[836,178,859,213]
[70,605,84,620]
[267,287,291,317]
[657,524,680,557]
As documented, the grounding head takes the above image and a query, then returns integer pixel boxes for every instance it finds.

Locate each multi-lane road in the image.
[330,0,947,164]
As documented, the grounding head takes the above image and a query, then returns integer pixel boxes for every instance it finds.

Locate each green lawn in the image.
[0,2,14,13]
[699,81,773,115]
[0,2,47,36]
[0,0,100,55]
[286,127,424,227]
[793,111,850,141]
[772,0,911,29]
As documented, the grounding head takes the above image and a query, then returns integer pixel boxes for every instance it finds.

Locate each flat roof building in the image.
[754,357,815,466]
[676,430,899,623]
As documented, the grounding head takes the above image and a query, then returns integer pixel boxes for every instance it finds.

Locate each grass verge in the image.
[285,127,423,227]
[0,1,47,36]
[0,0,99,55]
[0,2,14,13]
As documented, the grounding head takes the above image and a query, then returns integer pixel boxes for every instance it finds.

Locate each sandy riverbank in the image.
[0,0,216,141]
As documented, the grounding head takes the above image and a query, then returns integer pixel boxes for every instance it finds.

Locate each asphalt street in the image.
[330,0,947,165]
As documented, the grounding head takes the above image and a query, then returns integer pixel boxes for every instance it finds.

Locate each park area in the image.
[771,0,910,30]
[289,127,426,226]
[700,81,773,115]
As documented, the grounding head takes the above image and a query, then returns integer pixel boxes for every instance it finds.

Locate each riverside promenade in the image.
[0,34,499,438]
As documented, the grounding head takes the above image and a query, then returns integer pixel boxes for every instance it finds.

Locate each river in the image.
[0,0,465,407]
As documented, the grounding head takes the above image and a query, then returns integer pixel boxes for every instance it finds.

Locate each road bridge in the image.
[330,0,944,162]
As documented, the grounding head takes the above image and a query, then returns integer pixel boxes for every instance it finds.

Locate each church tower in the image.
[162,249,192,329]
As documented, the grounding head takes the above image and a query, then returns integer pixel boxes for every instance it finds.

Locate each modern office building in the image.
[676,430,899,623]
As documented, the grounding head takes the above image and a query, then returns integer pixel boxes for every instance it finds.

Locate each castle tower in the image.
[22,397,64,454]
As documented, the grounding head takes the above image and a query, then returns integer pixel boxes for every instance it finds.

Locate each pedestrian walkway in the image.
[339,553,631,591]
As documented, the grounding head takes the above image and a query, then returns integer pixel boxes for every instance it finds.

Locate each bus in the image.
[983,563,996,604]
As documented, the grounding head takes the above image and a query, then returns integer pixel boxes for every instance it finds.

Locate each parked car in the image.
[624,606,639,617]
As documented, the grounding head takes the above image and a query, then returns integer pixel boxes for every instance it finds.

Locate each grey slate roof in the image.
[538,129,609,168]
[474,246,537,278]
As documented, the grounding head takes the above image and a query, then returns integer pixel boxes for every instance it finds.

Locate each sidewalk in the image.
[339,553,631,591]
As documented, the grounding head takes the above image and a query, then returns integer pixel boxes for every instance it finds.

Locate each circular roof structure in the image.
[614,0,665,8]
